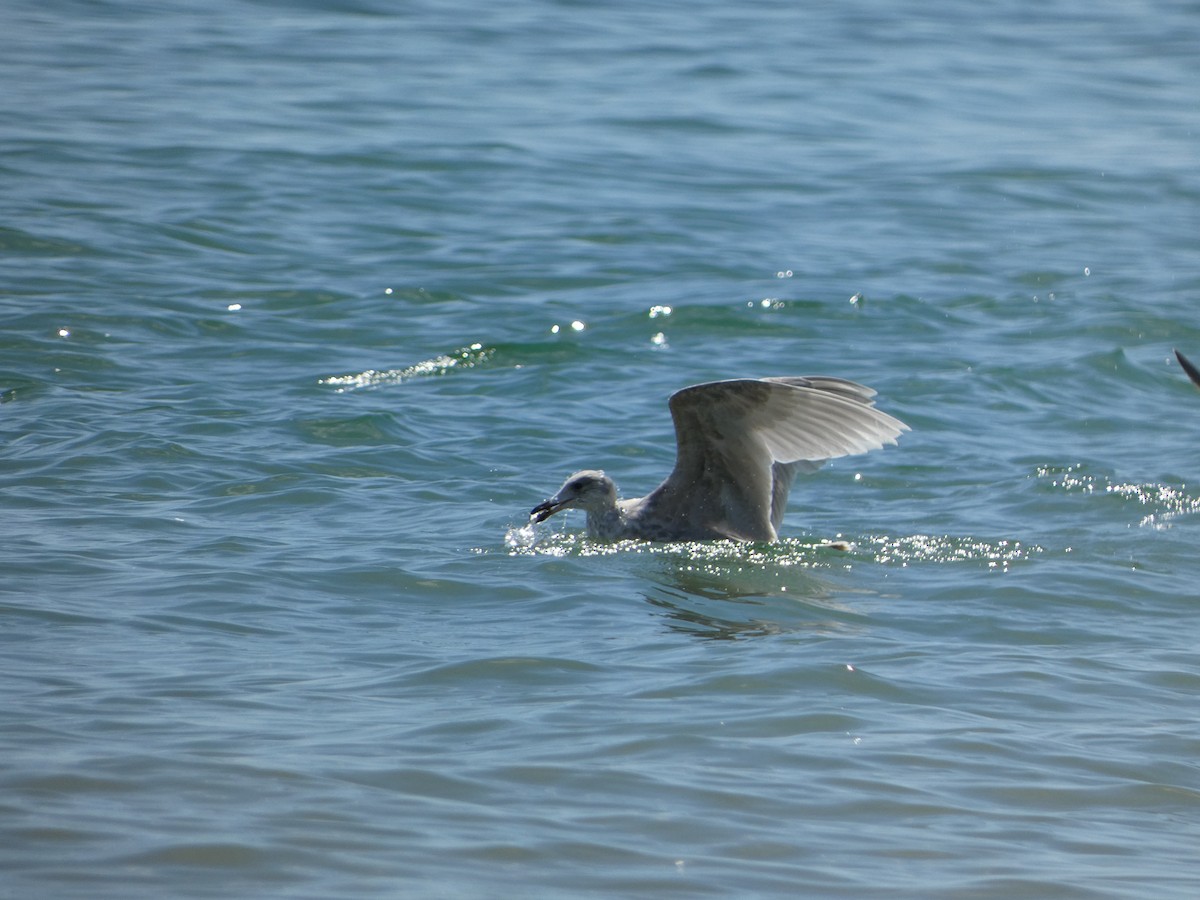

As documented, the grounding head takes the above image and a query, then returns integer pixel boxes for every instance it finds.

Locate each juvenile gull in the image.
[530,376,908,542]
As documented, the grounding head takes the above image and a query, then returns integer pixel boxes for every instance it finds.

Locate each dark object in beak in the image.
[1175,349,1200,389]
[530,500,560,523]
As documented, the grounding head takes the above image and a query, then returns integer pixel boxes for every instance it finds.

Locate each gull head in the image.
[530,470,617,523]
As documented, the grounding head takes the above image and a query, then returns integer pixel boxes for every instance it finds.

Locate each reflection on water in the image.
[645,592,811,641]
[642,581,865,642]
[640,544,855,640]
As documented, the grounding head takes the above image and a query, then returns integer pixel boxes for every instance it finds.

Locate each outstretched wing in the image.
[647,377,907,540]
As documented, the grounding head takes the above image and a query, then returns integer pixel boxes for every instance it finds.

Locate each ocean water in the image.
[3,0,1200,896]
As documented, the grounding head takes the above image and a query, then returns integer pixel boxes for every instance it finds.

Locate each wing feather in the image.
[641,377,907,540]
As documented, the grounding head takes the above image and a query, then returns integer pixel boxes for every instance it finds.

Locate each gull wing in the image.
[648,377,908,540]
[1176,349,1200,389]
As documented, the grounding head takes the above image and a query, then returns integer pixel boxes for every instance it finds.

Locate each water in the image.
[3,0,1199,896]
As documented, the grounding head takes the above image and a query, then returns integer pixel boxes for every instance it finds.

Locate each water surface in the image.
[3,0,1200,897]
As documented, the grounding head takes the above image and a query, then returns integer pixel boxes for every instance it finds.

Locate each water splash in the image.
[504,521,541,552]
[320,343,495,392]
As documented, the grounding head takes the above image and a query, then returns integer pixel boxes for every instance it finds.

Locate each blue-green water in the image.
[4,1,1200,897]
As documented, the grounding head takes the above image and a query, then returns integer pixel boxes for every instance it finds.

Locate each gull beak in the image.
[530,497,567,523]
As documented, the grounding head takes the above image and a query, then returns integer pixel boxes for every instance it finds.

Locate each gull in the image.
[530,376,908,542]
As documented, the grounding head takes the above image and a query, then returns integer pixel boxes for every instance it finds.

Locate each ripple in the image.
[319,343,496,391]
[1036,464,1200,528]
[501,527,1042,572]
[503,528,848,565]
[857,533,1044,571]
